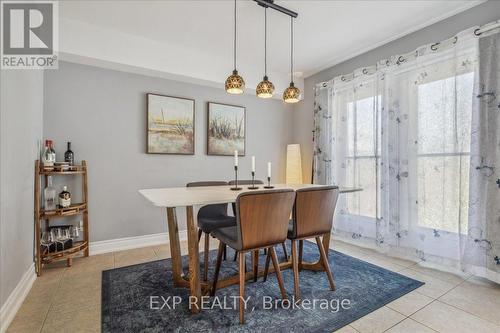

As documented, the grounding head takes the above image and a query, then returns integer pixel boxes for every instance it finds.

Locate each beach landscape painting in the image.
[147,94,195,154]
[207,102,245,156]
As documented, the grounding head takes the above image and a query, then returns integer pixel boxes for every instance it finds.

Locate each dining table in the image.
[139,183,362,313]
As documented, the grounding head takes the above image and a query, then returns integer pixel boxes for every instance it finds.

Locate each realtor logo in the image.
[1,1,58,69]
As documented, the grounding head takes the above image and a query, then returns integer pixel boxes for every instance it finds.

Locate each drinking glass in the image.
[41,231,55,253]
[50,229,57,243]
[70,226,79,239]
[54,228,66,251]
[64,228,71,240]
[54,228,63,240]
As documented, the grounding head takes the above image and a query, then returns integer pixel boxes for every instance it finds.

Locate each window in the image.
[345,95,380,219]
[416,72,473,233]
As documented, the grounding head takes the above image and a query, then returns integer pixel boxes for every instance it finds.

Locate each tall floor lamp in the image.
[286,144,303,184]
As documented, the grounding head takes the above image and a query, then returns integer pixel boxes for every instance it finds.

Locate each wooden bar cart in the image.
[34,160,89,276]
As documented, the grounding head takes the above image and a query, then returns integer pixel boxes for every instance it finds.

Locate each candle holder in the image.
[264,176,274,189]
[248,172,259,190]
[231,166,242,191]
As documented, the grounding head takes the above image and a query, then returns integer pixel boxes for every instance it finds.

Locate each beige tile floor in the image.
[7,239,500,333]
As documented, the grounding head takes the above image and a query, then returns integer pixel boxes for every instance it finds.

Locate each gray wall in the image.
[44,61,294,242]
[294,0,500,182]
[0,70,44,307]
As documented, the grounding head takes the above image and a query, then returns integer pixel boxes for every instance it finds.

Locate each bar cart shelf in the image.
[40,203,87,219]
[34,160,89,276]
[41,241,88,264]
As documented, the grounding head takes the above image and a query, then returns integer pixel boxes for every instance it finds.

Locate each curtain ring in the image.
[452,36,458,44]
[474,28,482,36]
[362,68,368,75]
[430,43,440,51]
[341,76,346,82]
[397,56,405,65]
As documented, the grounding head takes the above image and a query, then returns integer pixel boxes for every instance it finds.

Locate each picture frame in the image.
[147,93,195,155]
[207,102,246,156]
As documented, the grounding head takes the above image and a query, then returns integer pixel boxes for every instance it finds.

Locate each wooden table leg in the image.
[166,207,185,286]
[186,206,201,313]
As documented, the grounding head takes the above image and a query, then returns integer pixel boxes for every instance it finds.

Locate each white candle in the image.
[234,150,238,167]
[251,156,255,172]
[267,162,271,178]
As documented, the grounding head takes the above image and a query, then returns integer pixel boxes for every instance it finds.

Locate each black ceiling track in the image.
[254,0,298,18]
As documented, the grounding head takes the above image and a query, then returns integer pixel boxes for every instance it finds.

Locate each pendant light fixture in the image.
[283,17,300,103]
[225,0,245,94]
[256,7,275,98]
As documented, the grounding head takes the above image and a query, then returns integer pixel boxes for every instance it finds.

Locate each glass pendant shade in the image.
[225,70,245,94]
[283,82,301,103]
[256,76,275,98]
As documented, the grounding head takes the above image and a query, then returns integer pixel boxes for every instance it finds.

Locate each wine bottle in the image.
[64,142,74,165]
[58,186,71,208]
[44,176,56,211]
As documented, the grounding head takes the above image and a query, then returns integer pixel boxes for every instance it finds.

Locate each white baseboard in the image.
[89,230,188,255]
[0,264,36,333]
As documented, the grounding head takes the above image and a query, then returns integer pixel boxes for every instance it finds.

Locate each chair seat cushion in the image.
[210,226,241,251]
[198,216,236,234]
[287,220,296,239]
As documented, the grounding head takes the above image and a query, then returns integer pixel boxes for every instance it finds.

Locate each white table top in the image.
[139,184,362,208]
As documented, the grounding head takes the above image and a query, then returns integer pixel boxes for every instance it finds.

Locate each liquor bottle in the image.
[58,186,71,208]
[44,176,57,211]
[64,142,74,165]
[42,140,56,168]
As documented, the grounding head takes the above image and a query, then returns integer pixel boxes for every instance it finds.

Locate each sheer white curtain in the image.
[465,31,500,281]
[378,32,476,267]
[313,27,500,282]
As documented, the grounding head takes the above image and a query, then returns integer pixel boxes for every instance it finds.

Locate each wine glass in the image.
[54,228,65,251]
[54,228,62,240]
[61,228,71,248]
[50,229,57,243]
[64,228,71,246]
[70,226,79,239]
[41,231,55,253]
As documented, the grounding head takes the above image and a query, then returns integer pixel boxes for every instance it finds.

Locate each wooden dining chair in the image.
[228,179,289,261]
[264,186,339,300]
[211,189,296,324]
[186,181,235,281]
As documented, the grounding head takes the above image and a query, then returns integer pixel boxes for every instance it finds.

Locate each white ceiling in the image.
[59,0,483,92]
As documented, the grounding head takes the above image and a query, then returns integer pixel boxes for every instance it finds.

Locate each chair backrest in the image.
[292,186,339,239]
[228,179,264,185]
[235,189,295,250]
[228,180,264,215]
[186,181,228,217]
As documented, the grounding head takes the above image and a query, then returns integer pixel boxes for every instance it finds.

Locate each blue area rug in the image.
[102,241,423,332]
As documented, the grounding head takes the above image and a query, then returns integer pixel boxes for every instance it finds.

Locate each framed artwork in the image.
[207,102,246,156]
[147,93,195,154]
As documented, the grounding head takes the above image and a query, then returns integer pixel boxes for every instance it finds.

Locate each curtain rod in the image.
[474,20,500,36]
[316,20,500,88]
